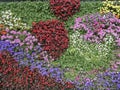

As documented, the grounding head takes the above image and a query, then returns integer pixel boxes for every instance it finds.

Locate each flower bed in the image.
[0,0,120,90]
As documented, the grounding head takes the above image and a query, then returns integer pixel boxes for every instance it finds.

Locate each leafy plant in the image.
[32,19,69,60]
[72,12,120,47]
[0,10,30,30]
[50,0,80,21]
[0,50,75,90]
[100,0,120,19]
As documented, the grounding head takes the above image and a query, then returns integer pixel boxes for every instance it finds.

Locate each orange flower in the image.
[0,24,4,28]
[0,30,7,35]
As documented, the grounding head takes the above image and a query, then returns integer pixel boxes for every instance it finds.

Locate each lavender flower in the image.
[72,12,120,47]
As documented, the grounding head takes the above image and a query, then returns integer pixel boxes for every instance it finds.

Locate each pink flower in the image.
[1,35,6,40]
[25,38,29,42]
[22,31,27,34]
[20,42,24,46]
[17,31,22,34]
[111,64,118,71]
[15,36,19,38]
[25,48,29,52]
[85,78,91,82]
[29,45,33,50]
[32,36,35,39]
[116,61,120,65]
[26,42,30,45]
[7,35,13,39]
[29,40,33,44]
[38,43,41,45]
[11,41,15,43]
[14,39,21,43]
[5,28,9,32]
[10,30,17,34]
[75,75,80,81]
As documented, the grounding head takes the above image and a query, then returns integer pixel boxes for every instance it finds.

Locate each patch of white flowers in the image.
[69,31,114,61]
[0,10,30,30]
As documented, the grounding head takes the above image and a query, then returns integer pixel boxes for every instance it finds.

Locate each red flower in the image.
[50,0,80,21]
[32,20,69,60]
[0,50,75,90]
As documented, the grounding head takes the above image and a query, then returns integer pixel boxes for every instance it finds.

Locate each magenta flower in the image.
[72,12,120,47]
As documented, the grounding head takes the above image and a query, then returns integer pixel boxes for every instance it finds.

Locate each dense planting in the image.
[72,12,120,46]
[32,20,69,60]
[0,10,30,30]
[0,51,75,90]
[0,0,120,90]
[52,30,114,81]
[100,0,120,19]
[50,0,80,21]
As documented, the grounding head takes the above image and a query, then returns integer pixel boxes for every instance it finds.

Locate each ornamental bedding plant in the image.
[59,30,114,74]
[73,72,120,90]
[100,0,120,19]
[0,10,30,30]
[82,72,120,90]
[71,12,120,47]
[2,48,120,90]
[50,0,80,21]
[0,51,75,90]
[0,28,43,59]
[0,40,37,66]
[32,19,69,60]
[0,40,65,81]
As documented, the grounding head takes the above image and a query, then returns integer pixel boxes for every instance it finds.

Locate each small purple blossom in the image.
[71,12,120,47]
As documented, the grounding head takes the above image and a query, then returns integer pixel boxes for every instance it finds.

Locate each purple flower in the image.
[71,12,120,46]
[14,39,21,43]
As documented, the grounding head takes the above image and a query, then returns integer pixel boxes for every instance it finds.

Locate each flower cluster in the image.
[0,29,44,59]
[91,72,120,90]
[72,13,120,47]
[32,20,69,60]
[100,0,120,19]
[68,30,113,70]
[50,0,80,21]
[0,40,64,83]
[0,24,7,35]
[0,50,75,90]
[0,10,30,30]
[0,40,36,65]
[74,71,120,90]
[30,60,64,81]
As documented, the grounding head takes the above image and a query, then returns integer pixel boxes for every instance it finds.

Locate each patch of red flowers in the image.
[32,20,69,60]
[50,0,80,21]
[0,51,75,90]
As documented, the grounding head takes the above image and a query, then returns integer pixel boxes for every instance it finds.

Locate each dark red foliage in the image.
[50,0,80,21]
[0,51,75,90]
[32,20,69,60]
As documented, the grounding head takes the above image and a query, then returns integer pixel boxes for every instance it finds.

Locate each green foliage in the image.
[64,1,102,32]
[51,31,114,80]
[0,1,104,80]
[0,10,30,30]
[0,1,102,32]
[0,1,56,28]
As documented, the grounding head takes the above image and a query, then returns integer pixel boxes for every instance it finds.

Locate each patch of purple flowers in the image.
[72,12,120,46]
[0,40,64,83]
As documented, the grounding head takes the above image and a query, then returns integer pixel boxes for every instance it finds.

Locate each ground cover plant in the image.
[50,0,80,21]
[100,0,120,19]
[0,0,120,90]
[32,20,69,60]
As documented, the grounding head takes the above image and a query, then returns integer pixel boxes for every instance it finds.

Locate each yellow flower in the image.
[99,0,120,17]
